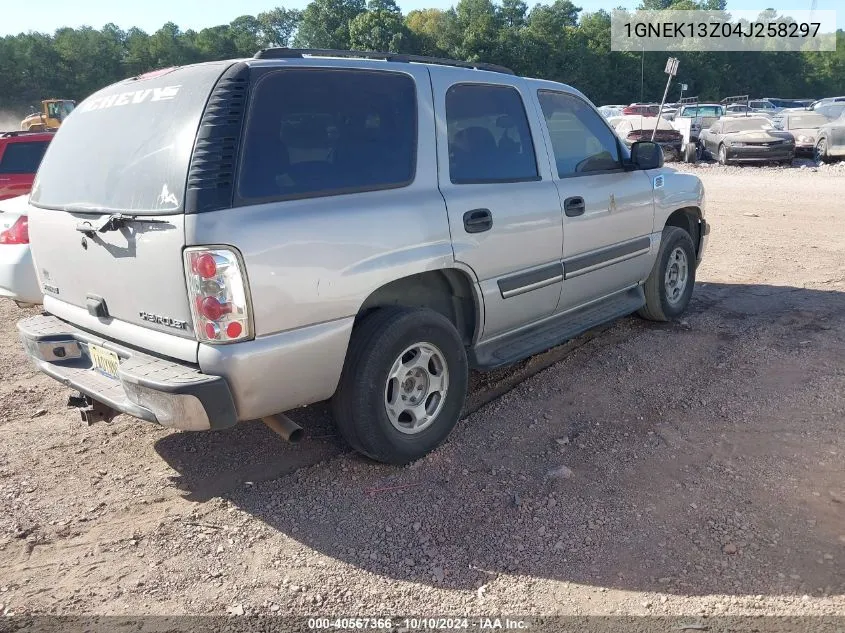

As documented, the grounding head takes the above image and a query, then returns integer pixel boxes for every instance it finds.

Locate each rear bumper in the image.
[0,244,41,305]
[17,313,237,431]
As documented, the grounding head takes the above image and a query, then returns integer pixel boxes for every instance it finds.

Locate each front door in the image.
[431,76,564,339]
[533,89,657,309]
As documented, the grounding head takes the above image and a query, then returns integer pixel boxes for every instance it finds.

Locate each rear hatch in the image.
[28,61,234,359]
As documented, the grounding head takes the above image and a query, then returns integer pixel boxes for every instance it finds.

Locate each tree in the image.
[405,9,459,57]
[294,0,366,49]
[229,15,262,56]
[257,8,303,47]
[454,0,501,61]
[0,8,843,116]
[349,10,408,52]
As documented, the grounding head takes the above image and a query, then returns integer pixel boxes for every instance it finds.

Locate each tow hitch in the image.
[67,392,118,425]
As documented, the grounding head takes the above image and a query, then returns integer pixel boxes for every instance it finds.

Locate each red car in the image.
[0,131,54,201]
[622,104,660,117]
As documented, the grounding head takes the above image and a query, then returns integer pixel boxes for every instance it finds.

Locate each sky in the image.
[0,0,841,35]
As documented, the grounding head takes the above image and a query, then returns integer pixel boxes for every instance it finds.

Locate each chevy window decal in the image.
[78,86,182,113]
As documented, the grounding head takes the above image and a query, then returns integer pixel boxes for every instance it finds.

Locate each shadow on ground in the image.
[154,282,845,597]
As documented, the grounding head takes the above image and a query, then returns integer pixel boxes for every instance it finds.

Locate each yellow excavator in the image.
[20,99,76,131]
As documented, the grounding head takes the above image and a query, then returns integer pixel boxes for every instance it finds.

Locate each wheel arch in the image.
[355,268,482,346]
[664,206,703,258]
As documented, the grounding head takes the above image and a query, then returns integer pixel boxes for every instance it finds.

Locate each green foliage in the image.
[0,3,842,118]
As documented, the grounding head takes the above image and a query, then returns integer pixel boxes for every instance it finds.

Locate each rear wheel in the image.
[332,307,469,465]
[638,226,697,322]
[718,144,729,165]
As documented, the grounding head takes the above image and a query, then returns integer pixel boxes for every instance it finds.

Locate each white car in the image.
[0,194,41,306]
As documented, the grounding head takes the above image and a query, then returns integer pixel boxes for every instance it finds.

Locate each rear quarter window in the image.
[0,141,50,174]
[238,69,417,202]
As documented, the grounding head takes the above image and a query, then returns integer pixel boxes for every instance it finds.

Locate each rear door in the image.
[0,137,50,200]
[431,73,564,339]
[27,61,233,360]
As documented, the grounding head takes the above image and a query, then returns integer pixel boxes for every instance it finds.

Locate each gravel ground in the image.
[0,165,843,618]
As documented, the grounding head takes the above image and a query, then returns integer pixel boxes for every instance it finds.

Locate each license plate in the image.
[89,344,120,379]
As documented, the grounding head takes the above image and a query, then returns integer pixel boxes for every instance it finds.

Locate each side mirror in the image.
[631,141,664,170]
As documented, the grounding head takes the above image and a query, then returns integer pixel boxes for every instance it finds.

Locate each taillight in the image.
[0,216,29,245]
[184,247,252,344]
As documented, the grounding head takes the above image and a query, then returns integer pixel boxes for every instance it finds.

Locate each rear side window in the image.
[446,84,538,184]
[0,141,50,174]
[238,69,417,201]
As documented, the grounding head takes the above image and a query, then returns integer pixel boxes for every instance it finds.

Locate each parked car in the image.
[623,103,660,116]
[18,51,707,464]
[813,103,845,121]
[724,104,757,117]
[660,107,678,121]
[675,104,723,143]
[747,99,779,114]
[613,115,683,160]
[771,111,831,156]
[0,131,53,201]
[811,96,845,110]
[698,116,795,165]
[0,194,40,306]
[598,105,624,119]
[814,113,845,163]
[765,97,811,110]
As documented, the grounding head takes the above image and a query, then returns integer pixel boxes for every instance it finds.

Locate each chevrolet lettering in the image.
[138,312,188,330]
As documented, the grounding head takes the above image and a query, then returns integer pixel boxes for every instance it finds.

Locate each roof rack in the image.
[678,96,699,104]
[253,48,515,75]
[720,95,751,116]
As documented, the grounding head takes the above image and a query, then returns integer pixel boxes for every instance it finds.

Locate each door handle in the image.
[563,196,585,217]
[463,208,493,233]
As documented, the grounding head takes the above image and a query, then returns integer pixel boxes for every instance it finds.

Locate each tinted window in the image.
[31,61,229,213]
[446,84,538,184]
[239,69,416,201]
[537,91,621,177]
[0,141,50,174]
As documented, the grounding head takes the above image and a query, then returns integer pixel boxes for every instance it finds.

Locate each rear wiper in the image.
[75,213,170,236]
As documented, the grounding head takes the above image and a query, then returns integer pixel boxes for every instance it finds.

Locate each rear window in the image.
[0,141,50,174]
[30,61,231,214]
[238,69,417,201]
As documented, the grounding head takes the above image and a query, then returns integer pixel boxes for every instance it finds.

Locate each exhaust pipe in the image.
[261,413,303,443]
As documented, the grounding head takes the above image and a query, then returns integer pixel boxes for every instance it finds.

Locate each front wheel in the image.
[638,226,697,322]
[332,307,469,465]
[815,139,829,164]
[718,144,729,165]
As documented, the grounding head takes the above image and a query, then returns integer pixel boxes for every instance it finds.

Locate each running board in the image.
[470,287,645,370]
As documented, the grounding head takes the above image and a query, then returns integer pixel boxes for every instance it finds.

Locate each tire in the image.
[815,138,829,164]
[718,144,729,165]
[331,307,469,465]
[637,226,697,322]
[684,142,697,163]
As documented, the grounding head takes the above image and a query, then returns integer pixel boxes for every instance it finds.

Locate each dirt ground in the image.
[0,163,843,619]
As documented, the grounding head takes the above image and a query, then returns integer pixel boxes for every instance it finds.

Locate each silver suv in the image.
[18,49,708,464]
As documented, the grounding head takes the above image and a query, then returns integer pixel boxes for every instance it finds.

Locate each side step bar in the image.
[470,286,645,370]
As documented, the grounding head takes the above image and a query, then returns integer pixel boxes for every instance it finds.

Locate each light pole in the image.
[640,48,645,102]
